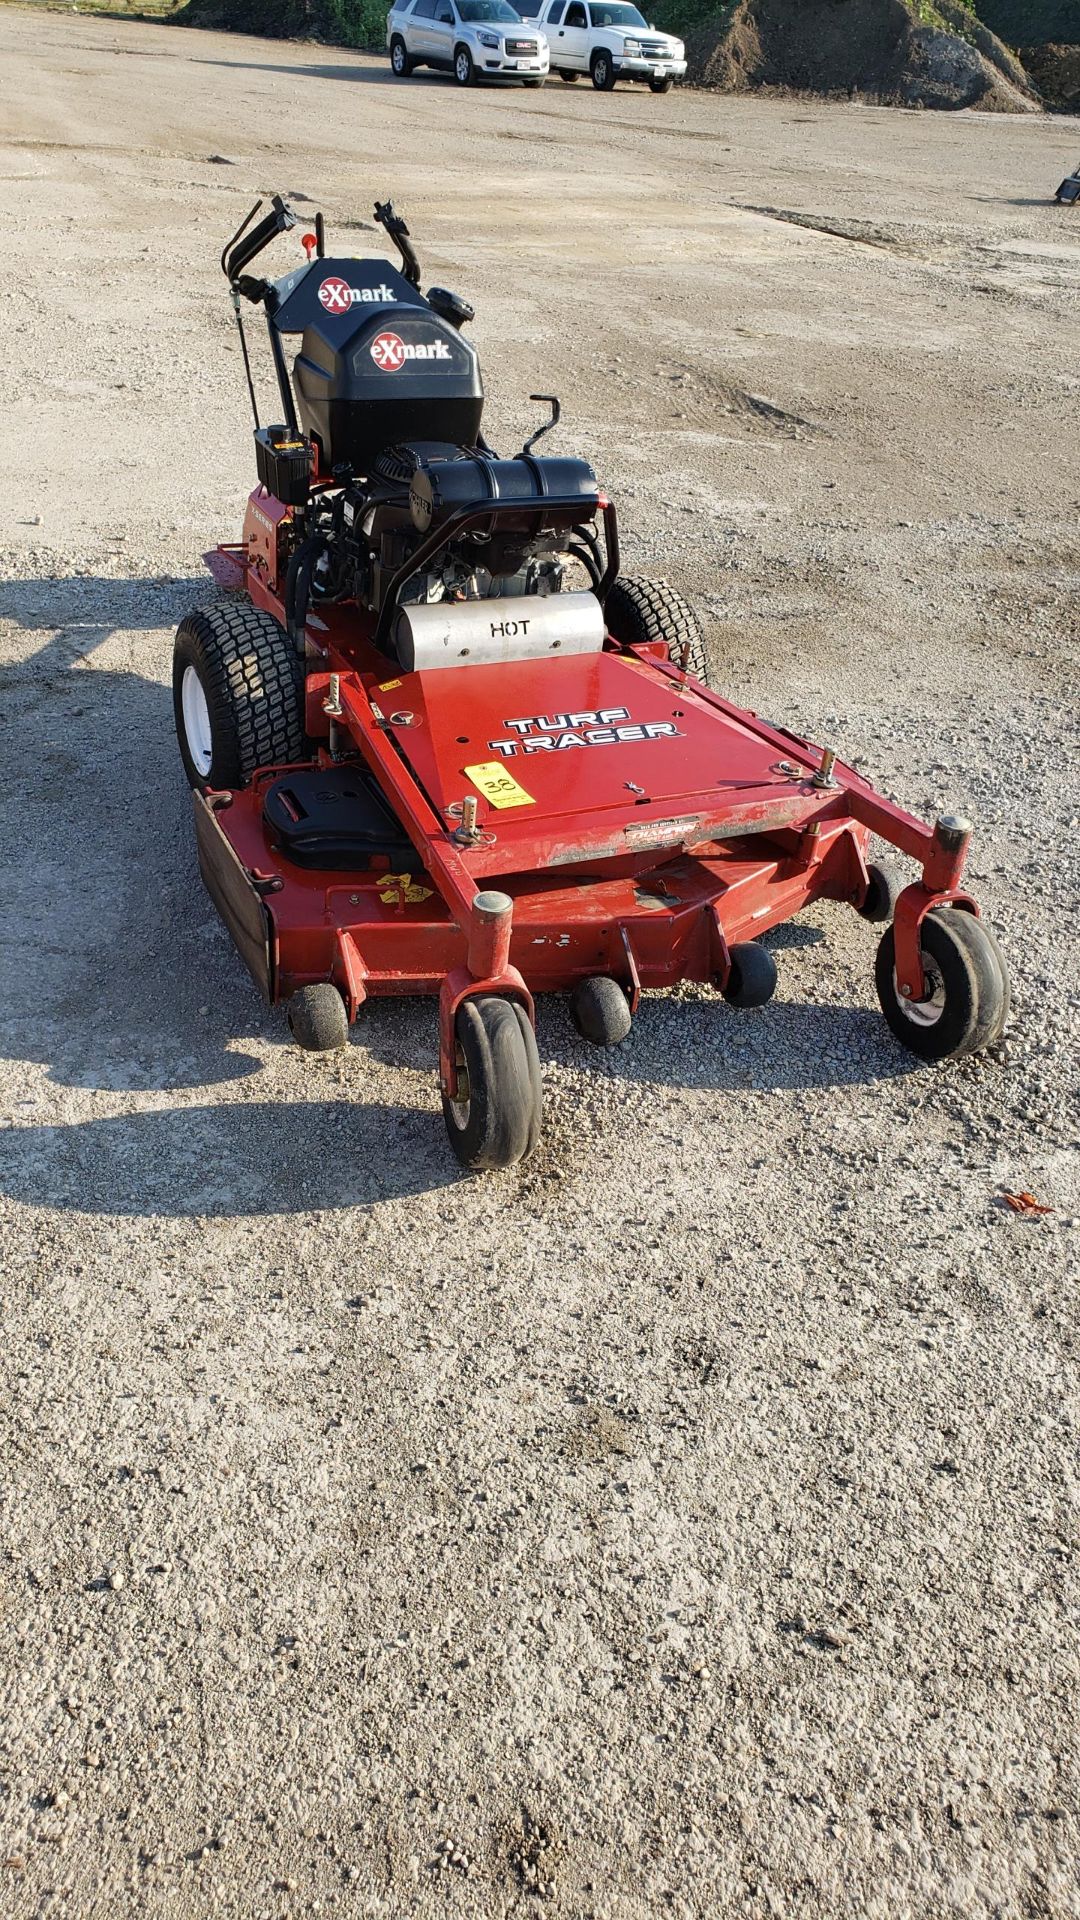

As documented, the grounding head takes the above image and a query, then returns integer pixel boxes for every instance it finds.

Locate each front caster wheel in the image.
[875,907,1009,1062]
[723,942,778,1009]
[287,984,349,1052]
[570,976,632,1047]
[443,996,542,1171]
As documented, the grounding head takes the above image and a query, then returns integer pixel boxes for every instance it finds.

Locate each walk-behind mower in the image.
[174,193,1009,1169]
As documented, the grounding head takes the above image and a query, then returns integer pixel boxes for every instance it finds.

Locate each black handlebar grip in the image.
[226,195,296,285]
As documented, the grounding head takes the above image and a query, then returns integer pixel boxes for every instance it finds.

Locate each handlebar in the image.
[219,195,424,307]
[373,200,421,290]
[221,194,296,288]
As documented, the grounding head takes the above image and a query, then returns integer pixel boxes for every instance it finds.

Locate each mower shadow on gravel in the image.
[0,1098,458,1216]
[0,576,271,1096]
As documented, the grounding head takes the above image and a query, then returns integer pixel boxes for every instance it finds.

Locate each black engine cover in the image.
[269,257,483,473]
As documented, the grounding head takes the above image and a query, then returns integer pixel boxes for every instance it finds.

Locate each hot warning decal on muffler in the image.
[488,707,682,759]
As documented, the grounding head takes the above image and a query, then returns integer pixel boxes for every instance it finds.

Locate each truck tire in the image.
[604,575,711,685]
[591,50,616,90]
[390,36,413,77]
[173,600,305,792]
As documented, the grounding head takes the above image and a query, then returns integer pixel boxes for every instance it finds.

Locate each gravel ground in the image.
[1,9,1079,1917]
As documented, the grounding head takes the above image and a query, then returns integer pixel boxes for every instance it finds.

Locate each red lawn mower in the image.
[174,193,1009,1169]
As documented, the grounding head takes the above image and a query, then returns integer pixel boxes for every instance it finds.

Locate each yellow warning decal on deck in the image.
[378,677,403,691]
[378,873,433,906]
[464,762,536,809]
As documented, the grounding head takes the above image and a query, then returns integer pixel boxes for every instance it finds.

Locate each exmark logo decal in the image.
[317,276,397,312]
[370,330,452,370]
[488,707,682,758]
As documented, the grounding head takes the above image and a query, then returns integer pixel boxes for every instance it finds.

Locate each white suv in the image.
[520,0,685,91]
[387,0,550,86]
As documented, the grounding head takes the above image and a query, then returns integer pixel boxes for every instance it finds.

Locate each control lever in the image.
[522,394,561,456]
[373,199,421,289]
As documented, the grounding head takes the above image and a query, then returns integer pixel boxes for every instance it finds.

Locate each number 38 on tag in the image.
[463,762,535,810]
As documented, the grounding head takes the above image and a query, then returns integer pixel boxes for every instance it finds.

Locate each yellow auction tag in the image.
[464,762,535,809]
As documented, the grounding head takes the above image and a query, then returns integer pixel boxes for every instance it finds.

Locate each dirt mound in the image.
[687,0,1039,111]
[1022,41,1080,109]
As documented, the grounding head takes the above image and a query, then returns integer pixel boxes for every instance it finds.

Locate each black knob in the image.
[426,286,475,330]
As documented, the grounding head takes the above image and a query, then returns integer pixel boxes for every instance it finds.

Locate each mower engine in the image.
[225,196,606,672]
[291,439,605,674]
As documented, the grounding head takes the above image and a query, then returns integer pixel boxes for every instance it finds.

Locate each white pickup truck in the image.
[514,0,686,91]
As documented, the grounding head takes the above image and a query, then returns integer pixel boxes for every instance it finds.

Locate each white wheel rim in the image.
[181,665,213,778]
[895,954,946,1029]
[457,53,469,80]
[393,44,404,68]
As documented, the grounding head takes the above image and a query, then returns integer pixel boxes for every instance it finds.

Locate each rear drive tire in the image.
[287,984,349,1053]
[442,996,542,1171]
[570,976,633,1048]
[173,600,305,792]
[390,35,413,76]
[604,575,711,685]
[874,907,1008,1062]
[723,942,778,1010]
[650,75,673,92]
[591,50,616,89]
[454,44,475,85]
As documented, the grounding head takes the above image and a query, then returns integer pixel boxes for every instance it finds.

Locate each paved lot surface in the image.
[1,8,1078,1916]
